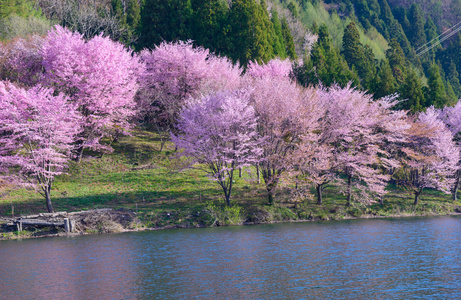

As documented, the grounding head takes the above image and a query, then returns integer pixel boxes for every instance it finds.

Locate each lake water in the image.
[1,216,461,299]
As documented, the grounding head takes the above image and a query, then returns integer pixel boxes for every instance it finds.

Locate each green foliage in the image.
[190,0,228,55]
[373,59,396,98]
[0,14,50,40]
[407,4,426,50]
[281,16,296,59]
[386,38,406,85]
[398,67,424,112]
[138,0,193,49]
[447,60,461,98]
[126,0,141,30]
[270,9,287,58]
[427,62,450,108]
[227,0,275,66]
[294,24,358,88]
[206,202,243,226]
[0,0,41,19]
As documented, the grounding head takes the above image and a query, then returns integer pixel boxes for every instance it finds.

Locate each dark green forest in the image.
[1,0,461,111]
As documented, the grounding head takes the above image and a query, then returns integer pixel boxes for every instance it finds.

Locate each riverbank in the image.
[1,201,460,240]
[2,128,461,240]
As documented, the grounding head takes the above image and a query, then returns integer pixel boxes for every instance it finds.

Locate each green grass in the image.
[1,127,460,230]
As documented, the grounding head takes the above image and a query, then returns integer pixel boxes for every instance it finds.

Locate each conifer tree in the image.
[111,0,126,25]
[448,60,461,98]
[270,9,286,59]
[126,0,141,30]
[427,63,449,108]
[386,38,406,85]
[407,4,426,50]
[281,16,297,60]
[424,16,439,57]
[138,0,193,49]
[228,0,273,66]
[399,68,424,113]
[373,59,396,98]
[307,24,358,88]
[342,21,363,71]
[190,0,228,54]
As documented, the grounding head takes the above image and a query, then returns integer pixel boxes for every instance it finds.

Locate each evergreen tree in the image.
[228,0,274,66]
[407,4,426,50]
[281,16,297,60]
[342,21,363,70]
[138,0,193,50]
[424,16,439,56]
[399,68,424,113]
[126,0,141,30]
[190,0,228,54]
[111,0,126,25]
[448,60,461,98]
[373,59,396,98]
[341,21,375,89]
[427,62,449,108]
[446,81,457,104]
[386,38,406,85]
[271,9,287,59]
[308,24,358,87]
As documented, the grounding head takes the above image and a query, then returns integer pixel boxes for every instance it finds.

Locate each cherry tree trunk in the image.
[346,174,352,207]
[316,184,323,205]
[75,146,84,163]
[267,192,274,205]
[45,188,54,213]
[414,190,421,206]
[453,171,460,202]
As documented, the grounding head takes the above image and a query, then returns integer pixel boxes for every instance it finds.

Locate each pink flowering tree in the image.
[306,86,408,206]
[246,75,323,204]
[171,91,262,206]
[0,82,81,213]
[246,58,293,80]
[138,41,241,146]
[41,26,142,161]
[399,107,459,205]
[438,101,461,201]
[0,35,44,87]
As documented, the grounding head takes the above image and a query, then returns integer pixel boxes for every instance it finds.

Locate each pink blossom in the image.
[172,91,262,206]
[0,81,81,212]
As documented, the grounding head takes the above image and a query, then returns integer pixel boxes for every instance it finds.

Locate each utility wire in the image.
[416,21,461,56]
[415,21,461,52]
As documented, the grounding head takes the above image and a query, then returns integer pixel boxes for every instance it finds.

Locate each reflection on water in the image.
[1,216,461,299]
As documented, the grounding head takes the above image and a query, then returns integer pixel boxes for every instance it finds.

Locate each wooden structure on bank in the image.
[6,212,76,233]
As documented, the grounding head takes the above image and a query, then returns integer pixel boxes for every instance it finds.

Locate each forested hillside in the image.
[1,0,460,111]
[2,0,461,219]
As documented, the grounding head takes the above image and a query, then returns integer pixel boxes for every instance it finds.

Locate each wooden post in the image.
[70,220,75,232]
[16,221,22,232]
[64,218,70,232]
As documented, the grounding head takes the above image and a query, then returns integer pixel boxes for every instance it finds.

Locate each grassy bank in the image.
[1,128,460,239]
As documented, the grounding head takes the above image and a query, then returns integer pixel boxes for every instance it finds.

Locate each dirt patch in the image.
[70,209,139,233]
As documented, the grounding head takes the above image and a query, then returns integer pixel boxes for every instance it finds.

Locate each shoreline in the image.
[2,208,460,241]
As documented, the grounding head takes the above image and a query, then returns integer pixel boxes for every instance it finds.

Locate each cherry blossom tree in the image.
[398,107,459,205]
[0,82,81,213]
[246,76,322,204]
[41,25,142,161]
[438,101,461,201]
[138,41,241,144]
[303,86,408,206]
[246,58,293,80]
[171,91,262,206]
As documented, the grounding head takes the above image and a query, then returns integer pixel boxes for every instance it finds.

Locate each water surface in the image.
[1,216,461,299]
